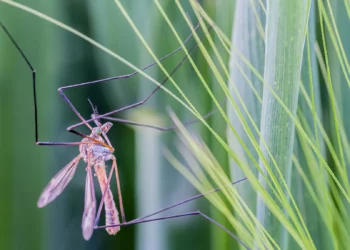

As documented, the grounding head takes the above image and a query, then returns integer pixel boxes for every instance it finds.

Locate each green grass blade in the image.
[319,0,350,247]
[292,1,331,249]
[227,0,265,216]
[256,0,312,248]
[207,1,236,249]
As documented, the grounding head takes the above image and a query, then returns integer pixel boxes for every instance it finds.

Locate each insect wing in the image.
[37,156,81,208]
[82,166,96,240]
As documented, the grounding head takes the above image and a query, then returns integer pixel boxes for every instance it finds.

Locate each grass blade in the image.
[256,0,311,248]
[227,0,266,215]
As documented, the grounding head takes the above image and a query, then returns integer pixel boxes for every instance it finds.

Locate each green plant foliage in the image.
[1,0,350,249]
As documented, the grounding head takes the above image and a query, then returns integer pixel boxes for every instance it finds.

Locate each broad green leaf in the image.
[256,0,311,248]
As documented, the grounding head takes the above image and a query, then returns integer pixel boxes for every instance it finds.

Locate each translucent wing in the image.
[37,155,81,208]
[82,166,96,240]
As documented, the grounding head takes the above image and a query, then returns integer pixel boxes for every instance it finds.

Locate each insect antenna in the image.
[88,98,103,127]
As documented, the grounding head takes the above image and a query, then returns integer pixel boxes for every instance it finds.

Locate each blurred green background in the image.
[0,1,235,250]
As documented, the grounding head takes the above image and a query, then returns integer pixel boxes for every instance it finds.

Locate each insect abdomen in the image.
[94,163,120,235]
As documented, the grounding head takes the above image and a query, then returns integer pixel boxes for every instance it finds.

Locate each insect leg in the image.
[67,32,202,131]
[129,177,247,224]
[94,178,247,247]
[0,22,95,146]
[97,211,249,250]
[1,21,199,145]
[99,107,218,132]
[58,23,199,131]
[112,156,126,223]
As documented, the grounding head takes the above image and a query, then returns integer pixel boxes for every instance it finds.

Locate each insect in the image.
[37,105,123,240]
[0,19,249,249]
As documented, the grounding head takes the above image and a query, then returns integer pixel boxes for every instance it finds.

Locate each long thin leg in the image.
[94,178,247,245]
[59,23,200,130]
[96,176,246,227]
[95,98,226,132]
[59,24,199,92]
[67,40,201,131]
[0,22,95,146]
[67,23,219,131]
[112,156,126,223]
[99,107,218,132]
[129,177,247,224]
[2,20,206,140]
[96,211,249,250]
[200,211,249,249]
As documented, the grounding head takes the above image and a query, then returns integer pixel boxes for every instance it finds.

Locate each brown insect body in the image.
[37,121,121,240]
[80,126,120,235]
[94,162,120,234]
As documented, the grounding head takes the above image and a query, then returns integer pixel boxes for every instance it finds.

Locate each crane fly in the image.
[37,114,123,240]
[1,17,250,249]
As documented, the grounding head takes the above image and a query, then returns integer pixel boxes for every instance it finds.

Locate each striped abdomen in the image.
[94,162,120,234]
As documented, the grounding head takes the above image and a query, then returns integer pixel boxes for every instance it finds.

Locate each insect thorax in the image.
[79,135,113,165]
